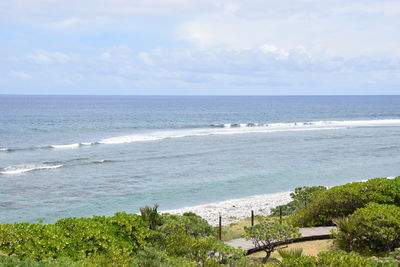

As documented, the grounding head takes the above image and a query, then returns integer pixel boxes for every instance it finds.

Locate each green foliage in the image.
[0,255,88,266]
[290,177,400,226]
[317,251,398,267]
[157,227,250,266]
[244,218,301,263]
[280,250,398,267]
[137,208,249,266]
[157,212,216,237]
[271,186,327,216]
[0,212,148,262]
[277,248,304,260]
[131,246,195,267]
[333,203,400,254]
[140,204,161,230]
[280,255,318,267]
[388,247,400,261]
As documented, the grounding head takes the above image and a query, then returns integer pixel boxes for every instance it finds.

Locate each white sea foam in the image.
[211,119,400,129]
[99,127,342,145]
[51,143,80,149]
[99,119,400,145]
[0,164,63,175]
[80,142,93,146]
[6,119,400,151]
[162,191,292,226]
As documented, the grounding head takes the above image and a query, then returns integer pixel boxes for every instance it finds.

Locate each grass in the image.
[221,215,267,241]
[247,239,335,262]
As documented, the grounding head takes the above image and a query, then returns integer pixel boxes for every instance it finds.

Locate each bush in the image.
[277,248,304,260]
[140,204,162,230]
[290,177,400,226]
[271,186,327,216]
[281,251,398,267]
[317,251,398,267]
[157,212,215,237]
[0,212,149,261]
[280,256,318,267]
[333,203,400,254]
[0,255,88,267]
[131,246,195,267]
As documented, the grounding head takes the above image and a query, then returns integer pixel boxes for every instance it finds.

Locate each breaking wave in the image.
[0,164,63,175]
[3,119,400,151]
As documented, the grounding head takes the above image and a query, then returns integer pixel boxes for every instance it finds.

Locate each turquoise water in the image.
[1,95,400,223]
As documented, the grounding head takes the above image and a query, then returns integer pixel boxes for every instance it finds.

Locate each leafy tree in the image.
[244,218,300,263]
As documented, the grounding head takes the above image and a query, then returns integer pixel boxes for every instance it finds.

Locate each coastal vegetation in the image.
[0,177,399,266]
[244,218,300,263]
[289,177,400,226]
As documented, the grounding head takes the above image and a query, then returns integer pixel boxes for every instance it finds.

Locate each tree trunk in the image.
[262,250,272,264]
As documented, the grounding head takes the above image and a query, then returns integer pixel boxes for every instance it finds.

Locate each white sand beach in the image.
[163,191,292,226]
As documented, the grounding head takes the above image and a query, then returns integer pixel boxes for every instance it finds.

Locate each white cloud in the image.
[4,45,397,94]
[0,0,399,94]
[28,50,74,64]
[176,0,400,57]
[9,71,30,80]
[48,17,82,28]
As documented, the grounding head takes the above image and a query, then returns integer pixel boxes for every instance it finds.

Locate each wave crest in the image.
[0,164,63,175]
[3,119,400,150]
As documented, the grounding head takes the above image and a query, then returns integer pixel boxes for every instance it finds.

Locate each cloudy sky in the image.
[0,0,399,95]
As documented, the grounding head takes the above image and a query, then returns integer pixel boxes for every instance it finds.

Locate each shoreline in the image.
[162,191,292,226]
[162,176,398,226]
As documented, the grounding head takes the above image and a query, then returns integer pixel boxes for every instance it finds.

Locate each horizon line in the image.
[1,94,400,97]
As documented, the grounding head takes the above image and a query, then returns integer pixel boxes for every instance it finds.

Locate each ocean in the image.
[1,95,400,224]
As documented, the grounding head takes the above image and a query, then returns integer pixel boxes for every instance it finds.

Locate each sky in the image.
[0,0,399,95]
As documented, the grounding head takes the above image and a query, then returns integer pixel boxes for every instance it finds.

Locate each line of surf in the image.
[2,119,400,152]
[0,158,119,175]
[0,164,63,175]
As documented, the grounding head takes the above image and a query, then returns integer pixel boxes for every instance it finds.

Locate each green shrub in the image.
[143,210,248,266]
[317,251,398,267]
[157,212,215,237]
[271,186,327,216]
[280,255,318,267]
[0,212,149,261]
[159,228,250,266]
[281,251,398,267]
[140,204,161,230]
[0,255,88,266]
[277,248,304,260]
[290,177,400,226]
[131,246,195,267]
[333,203,400,254]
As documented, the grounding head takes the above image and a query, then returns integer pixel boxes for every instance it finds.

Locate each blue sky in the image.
[0,0,399,95]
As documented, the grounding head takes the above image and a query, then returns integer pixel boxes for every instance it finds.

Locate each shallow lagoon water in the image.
[0,96,400,223]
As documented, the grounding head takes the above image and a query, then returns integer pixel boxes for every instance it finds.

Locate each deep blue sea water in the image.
[1,95,400,223]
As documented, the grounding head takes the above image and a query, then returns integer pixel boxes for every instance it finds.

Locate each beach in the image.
[163,191,292,226]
